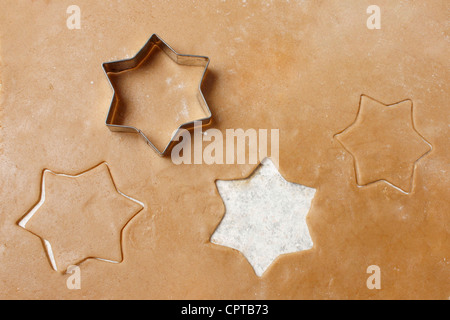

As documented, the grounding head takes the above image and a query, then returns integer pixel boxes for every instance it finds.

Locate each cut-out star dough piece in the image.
[18,163,144,272]
[211,158,316,277]
[336,95,432,193]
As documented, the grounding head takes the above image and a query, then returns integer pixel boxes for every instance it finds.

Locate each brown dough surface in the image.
[0,0,448,299]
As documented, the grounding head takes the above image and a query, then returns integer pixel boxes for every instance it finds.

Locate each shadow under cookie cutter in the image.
[102,34,212,156]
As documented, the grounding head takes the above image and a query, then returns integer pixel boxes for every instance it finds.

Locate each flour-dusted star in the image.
[335,95,432,193]
[211,158,316,277]
[18,163,144,272]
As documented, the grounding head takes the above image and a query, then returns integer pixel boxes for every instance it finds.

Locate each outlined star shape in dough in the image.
[18,163,144,272]
[335,95,432,193]
[211,158,316,277]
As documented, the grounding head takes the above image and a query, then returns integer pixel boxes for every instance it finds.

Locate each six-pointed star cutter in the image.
[102,34,212,156]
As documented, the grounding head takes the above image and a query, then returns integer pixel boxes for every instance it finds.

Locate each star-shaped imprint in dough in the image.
[18,163,144,272]
[335,95,432,193]
[211,158,316,277]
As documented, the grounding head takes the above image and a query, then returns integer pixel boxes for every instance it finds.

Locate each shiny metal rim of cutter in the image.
[102,34,212,156]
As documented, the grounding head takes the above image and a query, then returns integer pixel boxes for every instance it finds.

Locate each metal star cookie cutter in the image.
[102,34,212,156]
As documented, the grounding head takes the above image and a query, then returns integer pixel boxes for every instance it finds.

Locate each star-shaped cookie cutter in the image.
[102,34,212,156]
